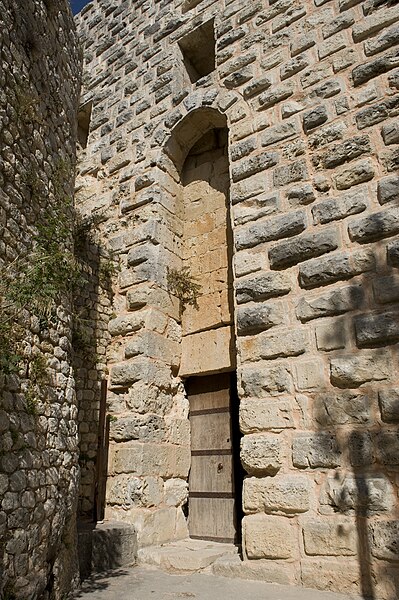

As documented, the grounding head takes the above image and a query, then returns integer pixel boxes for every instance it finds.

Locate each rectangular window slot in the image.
[77,101,92,149]
[178,19,215,84]
[182,0,205,13]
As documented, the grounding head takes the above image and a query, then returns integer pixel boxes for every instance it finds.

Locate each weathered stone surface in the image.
[231,152,279,182]
[379,388,399,422]
[369,521,399,561]
[258,82,294,109]
[301,560,361,596]
[322,12,355,38]
[240,434,282,475]
[236,272,292,304]
[356,94,399,129]
[299,249,375,289]
[349,431,374,466]
[387,239,399,267]
[240,364,293,396]
[314,390,370,425]
[111,443,190,478]
[293,433,341,468]
[107,475,163,507]
[212,554,298,585]
[381,146,399,172]
[334,159,375,190]
[330,352,391,387]
[296,285,364,322]
[244,514,297,559]
[239,397,294,432]
[319,135,371,168]
[236,302,284,335]
[163,478,188,507]
[280,54,309,80]
[315,320,346,351]
[242,329,308,361]
[352,49,399,87]
[320,473,395,514]
[348,207,399,243]
[109,414,165,442]
[309,122,346,149]
[302,106,328,132]
[312,191,367,225]
[180,326,234,377]
[378,175,399,205]
[286,184,315,206]
[302,518,357,555]
[261,121,298,146]
[273,160,308,187]
[382,121,399,145]
[375,431,399,465]
[352,4,399,42]
[243,475,311,514]
[354,311,399,347]
[268,229,338,269]
[294,360,325,391]
[235,210,306,250]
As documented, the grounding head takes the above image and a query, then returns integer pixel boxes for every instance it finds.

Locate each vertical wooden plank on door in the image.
[187,372,237,543]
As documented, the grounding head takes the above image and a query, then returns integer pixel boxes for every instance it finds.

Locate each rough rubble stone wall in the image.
[76,0,399,597]
[0,1,81,598]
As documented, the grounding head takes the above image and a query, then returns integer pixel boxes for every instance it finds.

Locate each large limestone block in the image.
[110,358,172,388]
[301,559,362,596]
[124,330,180,368]
[239,364,293,397]
[302,517,357,556]
[179,326,234,376]
[106,475,163,508]
[212,554,299,585]
[105,506,188,547]
[243,475,311,514]
[110,442,190,479]
[320,473,395,514]
[330,352,391,388]
[126,283,179,320]
[239,397,294,432]
[109,414,166,443]
[369,520,399,561]
[126,382,174,415]
[163,478,188,507]
[244,514,297,559]
[241,329,308,361]
[240,434,282,475]
[293,433,341,468]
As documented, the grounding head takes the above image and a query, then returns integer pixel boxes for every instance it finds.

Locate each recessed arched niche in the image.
[164,107,236,377]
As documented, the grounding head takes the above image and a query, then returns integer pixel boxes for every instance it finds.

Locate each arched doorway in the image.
[166,109,242,543]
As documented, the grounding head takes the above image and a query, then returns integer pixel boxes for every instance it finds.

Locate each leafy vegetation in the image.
[167,266,201,315]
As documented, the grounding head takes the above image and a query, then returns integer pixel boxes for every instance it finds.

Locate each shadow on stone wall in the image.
[312,216,399,599]
[73,215,116,522]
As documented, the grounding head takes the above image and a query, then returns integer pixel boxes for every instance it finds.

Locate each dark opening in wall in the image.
[178,19,215,83]
[77,101,92,149]
[182,0,205,13]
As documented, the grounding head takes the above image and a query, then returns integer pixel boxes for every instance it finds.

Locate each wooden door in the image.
[187,373,237,543]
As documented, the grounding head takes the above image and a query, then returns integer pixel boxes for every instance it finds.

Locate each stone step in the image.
[138,538,238,574]
[77,521,137,580]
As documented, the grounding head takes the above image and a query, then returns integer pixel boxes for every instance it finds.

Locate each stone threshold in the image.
[138,538,239,574]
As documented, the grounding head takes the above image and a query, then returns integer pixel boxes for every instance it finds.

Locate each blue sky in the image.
[70,0,91,15]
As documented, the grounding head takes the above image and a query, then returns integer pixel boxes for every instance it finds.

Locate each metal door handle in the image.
[217,462,223,472]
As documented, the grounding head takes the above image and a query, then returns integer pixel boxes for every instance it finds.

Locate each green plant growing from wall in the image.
[167,266,201,316]
[0,158,82,382]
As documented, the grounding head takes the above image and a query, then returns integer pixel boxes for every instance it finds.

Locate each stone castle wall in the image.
[0,1,81,598]
[76,0,399,597]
